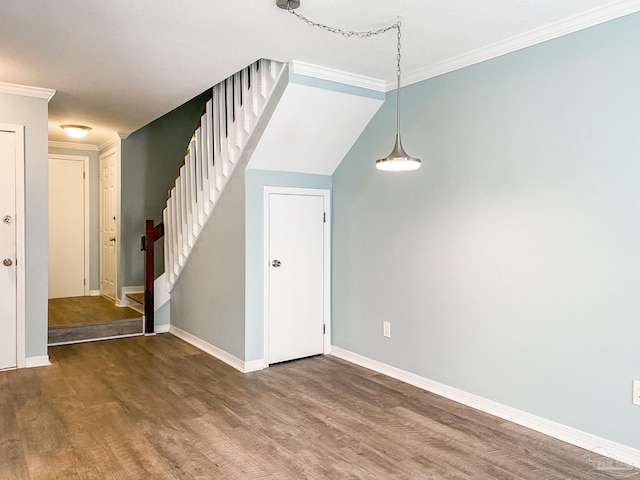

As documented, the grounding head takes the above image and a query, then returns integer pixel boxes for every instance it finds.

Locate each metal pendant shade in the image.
[376,134,420,171]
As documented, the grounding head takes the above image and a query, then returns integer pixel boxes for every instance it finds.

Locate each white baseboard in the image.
[48,333,143,347]
[88,290,101,296]
[244,359,267,373]
[155,324,170,334]
[118,286,144,307]
[169,326,265,373]
[25,355,51,368]
[331,346,640,469]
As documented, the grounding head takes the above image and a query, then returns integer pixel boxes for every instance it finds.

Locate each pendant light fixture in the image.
[375,23,420,171]
[277,0,420,171]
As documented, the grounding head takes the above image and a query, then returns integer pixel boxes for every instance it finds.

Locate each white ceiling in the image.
[1,0,639,145]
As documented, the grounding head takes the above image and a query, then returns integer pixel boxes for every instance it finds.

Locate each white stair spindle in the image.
[225,78,236,168]
[205,98,217,207]
[233,71,244,150]
[194,127,205,229]
[164,59,285,292]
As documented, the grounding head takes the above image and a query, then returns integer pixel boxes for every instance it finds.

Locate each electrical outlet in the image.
[633,380,640,406]
[383,321,391,338]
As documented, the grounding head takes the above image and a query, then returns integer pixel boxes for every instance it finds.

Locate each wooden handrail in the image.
[143,220,164,334]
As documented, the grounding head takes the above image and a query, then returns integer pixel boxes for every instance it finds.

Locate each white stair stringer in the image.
[163,59,286,291]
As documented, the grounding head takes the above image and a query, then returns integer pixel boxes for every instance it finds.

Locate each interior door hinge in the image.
[323,212,326,223]
[323,324,326,334]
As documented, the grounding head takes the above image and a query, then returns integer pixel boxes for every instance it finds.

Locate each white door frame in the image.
[263,186,331,368]
[48,154,90,296]
[99,146,120,301]
[1,123,25,368]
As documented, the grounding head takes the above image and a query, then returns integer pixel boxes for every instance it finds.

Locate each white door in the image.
[99,149,117,299]
[48,156,86,298]
[267,191,327,364]
[0,130,17,369]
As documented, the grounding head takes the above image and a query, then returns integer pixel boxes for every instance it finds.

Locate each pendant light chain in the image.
[286,5,399,38]
[396,21,402,136]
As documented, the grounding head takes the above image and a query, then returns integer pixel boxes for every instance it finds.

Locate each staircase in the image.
[163,59,286,291]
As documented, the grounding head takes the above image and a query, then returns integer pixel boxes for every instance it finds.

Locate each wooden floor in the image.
[1,335,636,479]
[48,296,141,327]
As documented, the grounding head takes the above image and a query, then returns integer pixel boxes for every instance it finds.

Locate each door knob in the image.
[271,259,282,267]
[3,258,13,267]
[109,237,116,242]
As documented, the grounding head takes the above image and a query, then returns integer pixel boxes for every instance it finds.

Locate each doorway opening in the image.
[47,153,141,345]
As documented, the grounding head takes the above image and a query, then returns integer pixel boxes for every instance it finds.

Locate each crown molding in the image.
[97,132,130,151]
[291,60,387,92]
[48,141,99,152]
[0,81,56,101]
[399,0,640,89]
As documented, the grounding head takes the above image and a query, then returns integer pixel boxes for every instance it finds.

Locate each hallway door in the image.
[0,130,17,369]
[49,155,87,298]
[265,188,330,365]
[99,149,117,299]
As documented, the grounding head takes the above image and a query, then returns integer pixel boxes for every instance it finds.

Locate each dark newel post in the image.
[144,220,155,334]
[144,220,165,335]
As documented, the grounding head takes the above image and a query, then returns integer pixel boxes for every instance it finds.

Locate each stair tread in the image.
[126,292,144,305]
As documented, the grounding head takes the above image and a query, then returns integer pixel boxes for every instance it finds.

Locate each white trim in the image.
[98,132,129,152]
[169,326,255,373]
[0,82,55,101]
[88,290,101,296]
[117,285,143,307]
[155,324,171,334]
[244,360,267,373]
[121,285,144,294]
[263,187,332,368]
[48,141,99,152]
[331,346,640,469]
[154,273,170,310]
[48,154,91,296]
[48,332,142,347]
[291,61,387,92]
[25,355,51,368]
[400,0,640,90]
[1,124,26,369]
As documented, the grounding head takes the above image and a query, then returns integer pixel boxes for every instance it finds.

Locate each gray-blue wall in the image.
[0,92,49,359]
[170,162,247,359]
[332,13,640,449]
[120,91,209,292]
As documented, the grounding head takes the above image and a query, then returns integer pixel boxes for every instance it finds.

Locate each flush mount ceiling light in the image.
[277,0,420,172]
[60,124,92,139]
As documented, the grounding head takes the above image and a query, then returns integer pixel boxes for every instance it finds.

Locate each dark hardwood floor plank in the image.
[48,295,140,327]
[1,335,637,479]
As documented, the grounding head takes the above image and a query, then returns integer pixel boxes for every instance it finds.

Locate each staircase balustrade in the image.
[163,59,285,291]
